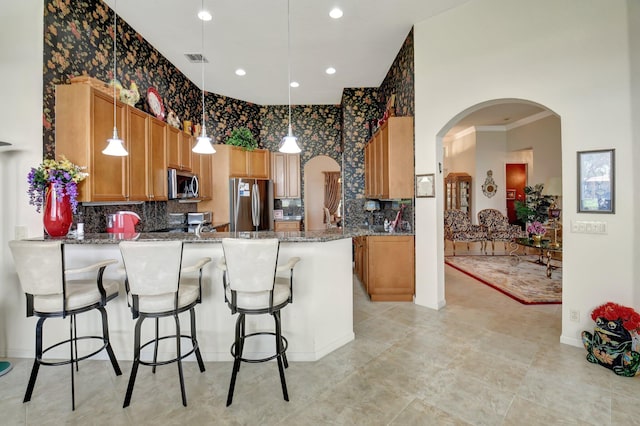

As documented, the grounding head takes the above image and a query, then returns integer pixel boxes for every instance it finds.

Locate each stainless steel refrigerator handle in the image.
[234,181,241,231]
[251,183,261,228]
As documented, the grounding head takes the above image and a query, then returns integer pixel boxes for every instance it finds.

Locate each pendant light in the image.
[102,0,128,156]
[279,0,301,154]
[192,0,215,154]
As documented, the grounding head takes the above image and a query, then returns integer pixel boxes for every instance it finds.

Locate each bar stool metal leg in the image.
[190,308,206,372]
[24,317,45,403]
[99,306,122,375]
[274,312,288,401]
[226,313,244,406]
[123,316,143,408]
[174,313,187,407]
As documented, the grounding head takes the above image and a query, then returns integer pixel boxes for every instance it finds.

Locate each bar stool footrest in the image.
[39,335,110,367]
[138,335,200,367]
[230,331,288,363]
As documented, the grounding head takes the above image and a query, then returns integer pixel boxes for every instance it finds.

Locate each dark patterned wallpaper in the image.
[43,0,414,231]
[340,88,381,228]
[259,104,342,209]
[339,29,415,228]
[378,28,415,118]
[43,0,203,158]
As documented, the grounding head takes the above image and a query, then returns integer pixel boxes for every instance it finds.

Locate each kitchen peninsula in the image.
[11,229,355,363]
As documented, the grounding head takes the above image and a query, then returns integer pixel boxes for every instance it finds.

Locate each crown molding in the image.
[504,110,555,130]
[450,110,555,140]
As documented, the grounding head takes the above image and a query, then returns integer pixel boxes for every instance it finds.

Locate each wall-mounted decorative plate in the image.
[147,87,165,120]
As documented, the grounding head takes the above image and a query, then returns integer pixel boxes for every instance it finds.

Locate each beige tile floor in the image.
[1,265,638,425]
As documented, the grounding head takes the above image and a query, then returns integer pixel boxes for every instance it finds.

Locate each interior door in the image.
[505,163,527,225]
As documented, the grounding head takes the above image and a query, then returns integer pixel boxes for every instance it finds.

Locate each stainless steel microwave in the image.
[168,169,199,199]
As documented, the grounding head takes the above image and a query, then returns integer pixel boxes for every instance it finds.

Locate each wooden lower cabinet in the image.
[214,223,229,232]
[274,220,301,232]
[354,235,414,302]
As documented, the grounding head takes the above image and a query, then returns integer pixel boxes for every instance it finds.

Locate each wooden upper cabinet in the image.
[148,116,168,200]
[166,127,192,171]
[248,149,270,179]
[181,132,193,171]
[196,152,212,200]
[364,116,414,199]
[272,152,300,199]
[55,84,128,202]
[127,107,150,201]
[220,145,270,179]
[55,83,170,203]
[228,146,248,177]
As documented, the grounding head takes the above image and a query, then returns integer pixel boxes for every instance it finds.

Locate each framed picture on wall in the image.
[416,174,435,198]
[506,189,516,200]
[577,149,615,213]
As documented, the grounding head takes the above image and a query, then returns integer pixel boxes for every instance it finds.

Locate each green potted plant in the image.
[225,127,258,151]
[514,183,553,224]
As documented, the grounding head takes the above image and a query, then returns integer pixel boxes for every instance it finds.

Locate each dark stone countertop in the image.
[34,227,413,244]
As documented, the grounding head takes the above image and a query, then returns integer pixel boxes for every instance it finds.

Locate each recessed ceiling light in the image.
[198,10,212,21]
[325,67,336,75]
[290,81,299,88]
[329,8,343,19]
[235,68,246,76]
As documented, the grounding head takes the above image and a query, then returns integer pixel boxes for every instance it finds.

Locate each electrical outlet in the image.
[15,225,28,240]
[569,310,580,322]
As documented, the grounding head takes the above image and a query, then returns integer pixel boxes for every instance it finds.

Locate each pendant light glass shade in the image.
[280,124,301,153]
[279,0,301,154]
[193,129,215,154]
[193,0,215,154]
[103,0,127,156]
[103,128,128,156]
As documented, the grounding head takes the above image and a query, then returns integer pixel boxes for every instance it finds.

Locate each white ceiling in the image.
[447,102,548,136]
[103,0,473,105]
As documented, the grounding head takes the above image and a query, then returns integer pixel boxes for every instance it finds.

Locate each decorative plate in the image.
[146,87,165,120]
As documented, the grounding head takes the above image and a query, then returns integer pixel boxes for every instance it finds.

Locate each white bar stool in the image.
[9,240,122,411]
[218,238,300,406]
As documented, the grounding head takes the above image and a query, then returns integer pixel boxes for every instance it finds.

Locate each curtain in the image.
[323,172,341,221]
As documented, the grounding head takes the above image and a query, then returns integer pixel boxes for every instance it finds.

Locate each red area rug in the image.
[445,255,562,305]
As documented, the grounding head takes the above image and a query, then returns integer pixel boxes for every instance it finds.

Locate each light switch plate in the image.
[571,220,607,234]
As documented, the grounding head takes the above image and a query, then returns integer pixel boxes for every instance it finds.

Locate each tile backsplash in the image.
[76,200,197,233]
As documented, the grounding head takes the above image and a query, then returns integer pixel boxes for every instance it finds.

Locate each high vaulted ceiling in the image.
[103,0,473,105]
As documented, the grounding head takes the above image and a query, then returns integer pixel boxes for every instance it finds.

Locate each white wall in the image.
[630,0,640,310]
[0,1,44,357]
[507,114,562,186]
[414,0,637,347]
[475,129,507,216]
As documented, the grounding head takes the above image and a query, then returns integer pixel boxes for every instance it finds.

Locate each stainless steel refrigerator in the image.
[229,178,274,232]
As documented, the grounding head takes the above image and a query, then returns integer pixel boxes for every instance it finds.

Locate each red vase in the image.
[43,183,72,237]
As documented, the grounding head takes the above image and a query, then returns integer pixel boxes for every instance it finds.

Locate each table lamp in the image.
[542,177,562,247]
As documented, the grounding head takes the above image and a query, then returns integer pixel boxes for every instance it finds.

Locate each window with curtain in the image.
[323,171,341,223]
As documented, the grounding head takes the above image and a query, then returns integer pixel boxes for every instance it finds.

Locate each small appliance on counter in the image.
[187,211,212,233]
[106,211,140,234]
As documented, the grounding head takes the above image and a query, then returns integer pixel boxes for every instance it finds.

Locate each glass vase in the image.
[43,183,72,237]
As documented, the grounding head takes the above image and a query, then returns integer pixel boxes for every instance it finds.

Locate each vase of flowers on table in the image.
[27,156,87,237]
[526,221,546,243]
[582,302,640,377]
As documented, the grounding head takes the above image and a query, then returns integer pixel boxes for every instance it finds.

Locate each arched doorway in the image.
[439,98,562,303]
[303,155,341,231]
